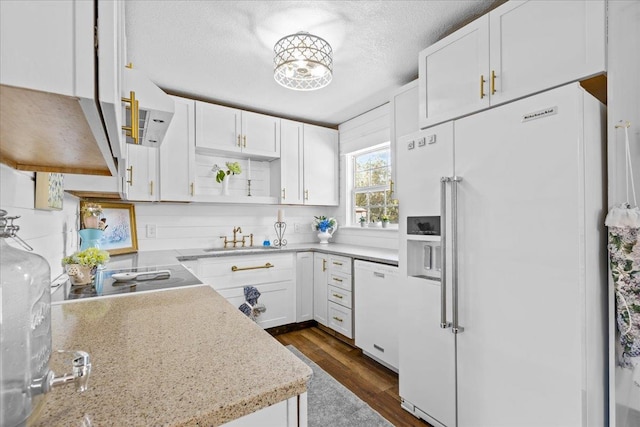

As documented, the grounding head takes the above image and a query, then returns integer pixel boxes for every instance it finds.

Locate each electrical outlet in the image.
[146,224,157,238]
[294,223,303,233]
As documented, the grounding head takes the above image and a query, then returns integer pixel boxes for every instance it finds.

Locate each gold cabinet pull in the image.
[389,179,395,196]
[304,189,309,200]
[243,135,247,148]
[333,277,343,283]
[332,293,343,299]
[231,262,274,272]
[490,70,496,95]
[332,316,343,323]
[150,180,154,196]
[237,135,242,147]
[126,166,133,185]
[190,182,195,196]
[282,188,286,200]
[480,74,486,99]
[333,261,343,266]
[121,91,139,144]
[322,259,327,272]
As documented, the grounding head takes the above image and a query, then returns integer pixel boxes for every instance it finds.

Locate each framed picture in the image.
[80,201,138,255]
[35,172,64,210]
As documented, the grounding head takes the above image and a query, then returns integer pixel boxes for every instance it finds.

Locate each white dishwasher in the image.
[354,260,399,371]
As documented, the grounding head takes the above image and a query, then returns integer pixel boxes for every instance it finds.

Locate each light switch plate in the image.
[146,224,157,238]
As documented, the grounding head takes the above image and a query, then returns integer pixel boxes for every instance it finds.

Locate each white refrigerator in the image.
[397,83,607,427]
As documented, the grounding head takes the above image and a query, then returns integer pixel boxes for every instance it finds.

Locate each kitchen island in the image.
[36,286,312,426]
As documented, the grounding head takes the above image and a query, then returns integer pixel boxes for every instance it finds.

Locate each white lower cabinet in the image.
[312,253,329,326]
[223,394,306,427]
[328,302,352,338]
[354,260,399,370]
[296,252,314,323]
[196,253,295,329]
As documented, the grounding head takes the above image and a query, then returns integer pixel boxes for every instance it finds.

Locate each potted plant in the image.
[380,215,390,228]
[312,216,338,244]
[212,162,242,195]
[62,247,110,286]
[359,216,367,227]
[80,202,103,229]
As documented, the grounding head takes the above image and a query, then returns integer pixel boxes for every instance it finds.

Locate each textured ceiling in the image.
[125,1,500,127]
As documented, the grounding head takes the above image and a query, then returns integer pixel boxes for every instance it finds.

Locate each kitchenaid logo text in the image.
[522,106,558,122]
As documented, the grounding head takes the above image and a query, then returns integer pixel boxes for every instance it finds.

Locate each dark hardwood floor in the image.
[274,327,431,427]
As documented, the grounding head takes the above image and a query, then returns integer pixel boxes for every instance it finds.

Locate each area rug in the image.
[287,345,393,427]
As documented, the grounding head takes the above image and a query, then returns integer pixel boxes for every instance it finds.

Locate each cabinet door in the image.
[296,252,314,323]
[195,102,241,153]
[390,80,418,190]
[124,144,158,201]
[489,0,605,106]
[279,120,304,204]
[218,280,295,329]
[313,253,329,326]
[160,96,196,201]
[418,15,490,129]
[98,0,126,159]
[241,111,280,158]
[303,124,339,206]
[354,262,399,370]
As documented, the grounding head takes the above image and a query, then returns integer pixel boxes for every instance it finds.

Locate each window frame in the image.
[347,142,398,227]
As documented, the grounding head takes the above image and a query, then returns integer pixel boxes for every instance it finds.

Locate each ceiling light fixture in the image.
[273,31,333,91]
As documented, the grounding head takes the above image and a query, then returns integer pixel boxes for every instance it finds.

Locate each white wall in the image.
[0,164,79,280]
[134,202,339,250]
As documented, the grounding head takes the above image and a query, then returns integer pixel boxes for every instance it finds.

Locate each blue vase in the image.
[79,229,104,251]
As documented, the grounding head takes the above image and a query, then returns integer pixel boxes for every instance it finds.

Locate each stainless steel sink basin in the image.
[202,246,280,253]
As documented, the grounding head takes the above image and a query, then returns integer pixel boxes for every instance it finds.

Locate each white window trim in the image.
[345,142,398,229]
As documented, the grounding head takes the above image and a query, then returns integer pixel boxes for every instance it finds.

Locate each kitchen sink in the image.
[203,246,281,253]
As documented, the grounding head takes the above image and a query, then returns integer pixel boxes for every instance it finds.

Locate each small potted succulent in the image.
[62,247,110,286]
[359,216,367,227]
[380,215,390,228]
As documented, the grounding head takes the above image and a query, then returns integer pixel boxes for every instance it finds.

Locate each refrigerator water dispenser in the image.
[407,240,441,281]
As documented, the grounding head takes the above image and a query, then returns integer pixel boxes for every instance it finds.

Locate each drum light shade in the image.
[273,32,333,91]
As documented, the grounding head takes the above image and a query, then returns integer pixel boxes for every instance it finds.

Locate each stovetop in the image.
[53,264,203,301]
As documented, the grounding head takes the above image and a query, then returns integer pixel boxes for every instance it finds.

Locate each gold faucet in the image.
[221,226,248,248]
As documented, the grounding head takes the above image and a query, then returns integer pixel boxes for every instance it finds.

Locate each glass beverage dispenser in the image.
[0,210,91,426]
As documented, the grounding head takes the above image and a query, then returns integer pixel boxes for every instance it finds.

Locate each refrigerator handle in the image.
[452,176,464,334]
[440,177,451,329]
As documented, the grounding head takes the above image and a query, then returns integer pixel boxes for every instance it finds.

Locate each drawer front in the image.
[328,271,351,292]
[328,301,353,338]
[197,253,294,290]
[327,285,352,309]
[329,255,351,275]
[217,280,295,329]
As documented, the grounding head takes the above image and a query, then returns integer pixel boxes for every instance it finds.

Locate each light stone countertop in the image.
[36,286,312,426]
[176,243,399,266]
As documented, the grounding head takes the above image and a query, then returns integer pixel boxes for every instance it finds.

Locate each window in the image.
[352,144,398,224]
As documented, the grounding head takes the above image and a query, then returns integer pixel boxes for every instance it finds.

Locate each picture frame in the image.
[80,201,138,255]
[34,172,64,210]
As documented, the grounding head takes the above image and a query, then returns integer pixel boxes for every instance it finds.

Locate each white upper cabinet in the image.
[277,120,305,204]
[160,96,196,201]
[488,0,606,105]
[303,124,339,206]
[419,0,605,129]
[195,102,280,159]
[390,80,419,192]
[123,144,158,202]
[241,110,281,158]
[419,16,490,129]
